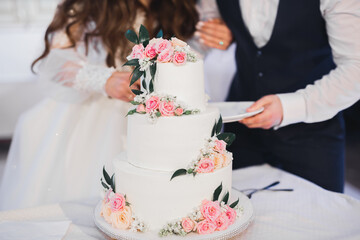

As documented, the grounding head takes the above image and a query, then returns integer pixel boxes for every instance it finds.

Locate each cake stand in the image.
[94,189,254,240]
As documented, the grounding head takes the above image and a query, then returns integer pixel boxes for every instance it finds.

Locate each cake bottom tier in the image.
[113,154,232,231]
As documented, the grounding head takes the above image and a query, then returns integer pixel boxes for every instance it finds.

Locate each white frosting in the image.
[127,107,219,171]
[154,61,206,111]
[113,155,232,231]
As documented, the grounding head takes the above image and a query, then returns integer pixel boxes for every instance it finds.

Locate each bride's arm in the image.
[37,32,137,101]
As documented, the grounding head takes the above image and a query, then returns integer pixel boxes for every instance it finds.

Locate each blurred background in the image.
[0,0,359,199]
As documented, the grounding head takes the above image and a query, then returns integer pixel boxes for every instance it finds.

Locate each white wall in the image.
[0,0,58,138]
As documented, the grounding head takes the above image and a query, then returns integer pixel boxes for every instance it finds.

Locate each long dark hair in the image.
[31,0,198,71]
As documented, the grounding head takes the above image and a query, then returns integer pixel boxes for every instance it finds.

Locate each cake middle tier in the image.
[127,107,219,171]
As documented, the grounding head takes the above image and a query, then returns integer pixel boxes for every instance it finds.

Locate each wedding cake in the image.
[99,26,241,237]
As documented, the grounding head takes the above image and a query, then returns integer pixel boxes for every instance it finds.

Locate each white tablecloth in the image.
[0,164,359,240]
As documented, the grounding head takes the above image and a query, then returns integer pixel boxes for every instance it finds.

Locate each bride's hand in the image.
[195,18,233,50]
[105,71,140,102]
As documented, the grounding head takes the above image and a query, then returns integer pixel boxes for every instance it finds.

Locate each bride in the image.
[0,0,203,210]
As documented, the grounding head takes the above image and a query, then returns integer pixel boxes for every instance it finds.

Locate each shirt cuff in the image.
[275,92,307,129]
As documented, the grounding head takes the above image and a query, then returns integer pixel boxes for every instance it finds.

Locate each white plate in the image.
[94,189,254,240]
[209,102,264,123]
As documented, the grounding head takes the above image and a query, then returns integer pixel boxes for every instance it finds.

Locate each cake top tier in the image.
[124,25,206,113]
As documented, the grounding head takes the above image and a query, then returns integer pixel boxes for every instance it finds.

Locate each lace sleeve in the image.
[37,31,114,95]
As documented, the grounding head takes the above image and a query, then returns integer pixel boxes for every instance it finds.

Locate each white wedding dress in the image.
[0,32,131,210]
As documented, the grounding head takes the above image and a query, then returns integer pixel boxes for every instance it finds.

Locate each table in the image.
[1,164,359,240]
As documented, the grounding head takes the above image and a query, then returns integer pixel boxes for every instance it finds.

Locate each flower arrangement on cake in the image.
[171,116,236,180]
[100,167,146,232]
[127,92,200,120]
[124,25,198,93]
[159,183,242,237]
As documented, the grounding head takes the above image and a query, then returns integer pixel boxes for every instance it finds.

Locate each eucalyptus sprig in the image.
[211,115,236,146]
[101,166,116,193]
[123,25,163,94]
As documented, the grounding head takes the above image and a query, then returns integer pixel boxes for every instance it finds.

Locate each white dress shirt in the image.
[240,0,360,127]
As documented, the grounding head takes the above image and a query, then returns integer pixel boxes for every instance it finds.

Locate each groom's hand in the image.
[239,95,283,129]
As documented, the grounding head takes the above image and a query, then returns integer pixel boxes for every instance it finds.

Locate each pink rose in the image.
[173,51,187,65]
[171,37,187,47]
[136,104,146,113]
[215,212,230,231]
[197,158,215,173]
[145,96,160,113]
[155,39,172,54]
[225,206,237,225]
[197,219,217,235]
[159,101,175,116]
[109,193,126,212]
[130,44,145,60]
[214,139,227,153]
[181,217,196,233]
[175,107,184,116]
[157,47,174,63]
[200,199,221,222]
[144,44,157,59]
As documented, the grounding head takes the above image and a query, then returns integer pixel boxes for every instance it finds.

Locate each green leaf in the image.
[126,201,131,207]
[187,169,194,174]
[156,29,163,38]
[101,178,109,190]
[123,59,140,67]
[103,166,112,186]
[125,29,139,44]
[229,198,239,208]
[149,79,154,93]
[126,109,137,117]
[217,132,236,146]
[150,63,157,80]
[213,182,223,201]
[143,39,149,48]
[170,169,187,181]
[222,191,229,204]
[139,25,150,44]
[184,110,193,115]
[130,101,141,105]
[131,89,143,95]
[111,174,116,192]
[155,111,161,117]
[211,121,217,137]
[130,66,143,86]
[142,79,147,90]
[192,172,197,177]
[216,115,223,135]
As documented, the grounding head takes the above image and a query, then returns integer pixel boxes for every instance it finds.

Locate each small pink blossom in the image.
[197,158,215,173]
[109,193,126,212]
[144,44,157,59]
[214,139,227,153]
[173,51,187,65]
[175,108,184,116]
[197,219,217,235]
[136,104,146,113]
[200,199,221,222]
[130,44,145,60]
[155,39,172,54]
[157,47,174,63]
[181,217,196,233]
[145,96,160,113]
[104,189,113,204]
[225,206,237,225]
[215,212,230,231]
[159,101,175,116]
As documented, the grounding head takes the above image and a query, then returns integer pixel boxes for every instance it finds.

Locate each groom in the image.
[214,0,349,192]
